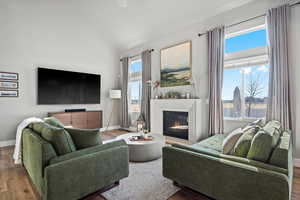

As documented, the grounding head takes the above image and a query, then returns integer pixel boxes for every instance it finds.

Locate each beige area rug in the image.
[102,158,180,200]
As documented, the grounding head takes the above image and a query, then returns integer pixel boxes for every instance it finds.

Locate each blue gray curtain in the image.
[266,4,293,131]
[141,50,152,130]
[120,57,130,128]
[208,26,225,135]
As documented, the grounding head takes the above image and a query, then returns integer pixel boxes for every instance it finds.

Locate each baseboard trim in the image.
[100,125,121,132]
[0,140,16,148]
[294,159,300,168]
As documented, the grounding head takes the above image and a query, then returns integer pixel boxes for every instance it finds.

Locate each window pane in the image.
[129,81,141,106]
[222,68,242,118]
[128,59,142,126]
[244,65,269,118]
[129,60,142,73]
[225,29,267,53]
[128,80,141,126]
[222,65,269,119]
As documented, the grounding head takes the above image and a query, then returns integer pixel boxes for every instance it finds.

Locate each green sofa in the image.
[22,124,129,200]
[163,124,293,200]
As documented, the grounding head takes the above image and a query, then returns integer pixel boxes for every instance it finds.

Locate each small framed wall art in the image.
[0,90,19,97]
[0,72,18,81]
[0,81,18,89]
[0,71,19,98]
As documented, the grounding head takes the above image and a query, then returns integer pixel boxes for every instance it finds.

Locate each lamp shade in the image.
[110,89,121,99]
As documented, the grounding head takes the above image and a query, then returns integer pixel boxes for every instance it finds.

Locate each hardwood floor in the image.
[0,130,299,200]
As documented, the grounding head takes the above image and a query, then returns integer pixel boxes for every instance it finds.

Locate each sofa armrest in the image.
[163,146,290,200]
[44,141,129,200]
[22,128,57,194]
[49,140,126,164]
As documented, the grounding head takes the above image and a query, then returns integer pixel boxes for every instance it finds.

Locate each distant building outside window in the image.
[223,25,269,119]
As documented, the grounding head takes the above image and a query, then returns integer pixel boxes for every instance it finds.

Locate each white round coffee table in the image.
[117,133,165,162]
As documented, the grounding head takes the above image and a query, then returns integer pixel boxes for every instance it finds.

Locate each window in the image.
[128,57,142,126]
[223,26,269,119]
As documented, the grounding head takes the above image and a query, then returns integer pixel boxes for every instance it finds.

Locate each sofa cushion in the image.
[263,120,281,148]
[269,130,290,169]
[231,125,260,157]
[196,134,225,152]
[247,129,273,162]
[32,122,76,155]
[44,117,65,128]
[65,128,102,150]
[222,128,243,154]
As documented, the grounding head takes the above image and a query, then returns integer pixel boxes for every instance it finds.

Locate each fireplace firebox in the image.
[163,111,188,140]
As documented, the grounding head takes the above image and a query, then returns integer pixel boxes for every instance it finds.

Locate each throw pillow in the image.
[247,129,273,162]
[250,119,265,127]
[263,120,282,148]
[65,128,102,150]
[231,125,260,157]
[222,128,243,154]
[32,122,76,155]
[44,117,65,128]
[269,131,290,169]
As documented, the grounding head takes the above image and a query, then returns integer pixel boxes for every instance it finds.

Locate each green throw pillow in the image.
[32,122,76,155]
[247,129,273,162]
[65,128,102,150]
[269,131,290,169]
[263,120,282,148]
[44,117,65,128]
[231,125,259,157]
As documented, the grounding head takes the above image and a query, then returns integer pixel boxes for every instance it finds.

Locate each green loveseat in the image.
[163,124,293,200]
[22,124,129,200]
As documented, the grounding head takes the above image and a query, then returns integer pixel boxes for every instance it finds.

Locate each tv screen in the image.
[38,68,101,104]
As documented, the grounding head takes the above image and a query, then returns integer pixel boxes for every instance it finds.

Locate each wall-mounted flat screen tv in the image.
[38,68,101,104]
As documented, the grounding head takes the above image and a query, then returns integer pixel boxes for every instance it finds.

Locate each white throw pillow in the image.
[222,128,243,154]
[249,119,265,127]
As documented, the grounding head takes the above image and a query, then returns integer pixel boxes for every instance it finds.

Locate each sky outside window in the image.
[225,29,267,53]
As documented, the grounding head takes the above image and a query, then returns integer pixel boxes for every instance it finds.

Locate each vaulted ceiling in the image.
[78,0,257,50]
[2,0,261,52]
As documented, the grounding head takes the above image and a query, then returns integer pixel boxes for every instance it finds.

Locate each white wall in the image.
[121,0,300,158]
[0,1,121,142]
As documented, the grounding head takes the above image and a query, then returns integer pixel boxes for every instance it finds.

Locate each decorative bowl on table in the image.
[129,135,154,142]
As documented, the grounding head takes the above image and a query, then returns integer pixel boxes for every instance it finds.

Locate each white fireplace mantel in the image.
[150,99,208,143]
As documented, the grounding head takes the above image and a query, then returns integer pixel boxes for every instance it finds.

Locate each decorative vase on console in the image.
[189,78,196,99]
[148,80,160,99]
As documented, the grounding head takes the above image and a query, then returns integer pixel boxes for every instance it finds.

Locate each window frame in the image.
[223,25,269,121]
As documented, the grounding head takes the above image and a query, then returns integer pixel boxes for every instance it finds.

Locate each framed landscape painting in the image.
[160,41,191,87]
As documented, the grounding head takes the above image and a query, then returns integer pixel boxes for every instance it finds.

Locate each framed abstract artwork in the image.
[160,41,192,87]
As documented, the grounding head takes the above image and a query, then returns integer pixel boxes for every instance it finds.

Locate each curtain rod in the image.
[198,1,300,37]
[120,49,154,62]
